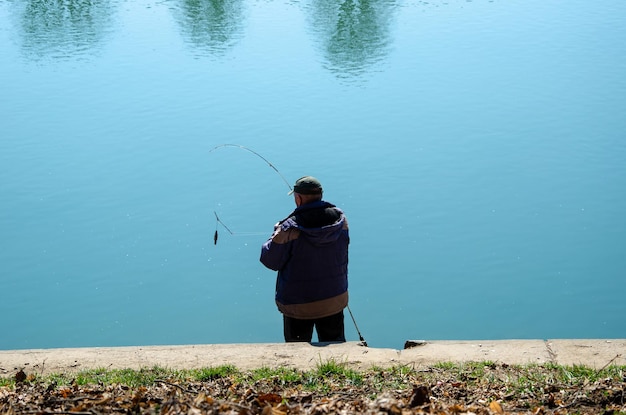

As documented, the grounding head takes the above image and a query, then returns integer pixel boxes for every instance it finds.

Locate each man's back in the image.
[260,176,349,342]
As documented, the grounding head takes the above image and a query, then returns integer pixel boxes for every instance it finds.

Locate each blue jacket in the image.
[260,200,349,319]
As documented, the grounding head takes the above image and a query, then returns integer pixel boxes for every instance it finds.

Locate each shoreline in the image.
[1,339,624,377]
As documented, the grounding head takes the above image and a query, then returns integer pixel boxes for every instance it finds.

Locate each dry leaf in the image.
[409,385,430,407]
[489,400,504,414]
[14,370,26,383]
[449,404,465,413]
[257,393,282,405]
[194,392,207,406]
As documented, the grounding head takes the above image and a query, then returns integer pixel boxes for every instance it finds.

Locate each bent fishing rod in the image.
[209,144,293,192]
[210,143,368,346]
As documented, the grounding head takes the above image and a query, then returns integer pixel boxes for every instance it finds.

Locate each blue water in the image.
[1,0,625,350]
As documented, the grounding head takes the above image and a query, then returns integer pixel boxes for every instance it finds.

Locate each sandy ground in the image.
[1,339,624,377]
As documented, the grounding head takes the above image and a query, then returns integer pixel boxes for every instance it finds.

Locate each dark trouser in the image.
[283,311,346,343]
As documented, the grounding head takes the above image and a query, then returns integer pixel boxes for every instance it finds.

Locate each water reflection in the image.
[170,0,245,57]
[9,0,393,77]
[14,0,114,60]
[306,0,396,80]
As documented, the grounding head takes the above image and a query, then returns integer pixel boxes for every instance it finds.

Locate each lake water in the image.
[1,0,625,351]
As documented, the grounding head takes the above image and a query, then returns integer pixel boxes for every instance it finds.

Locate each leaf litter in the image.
[1,362,625,414]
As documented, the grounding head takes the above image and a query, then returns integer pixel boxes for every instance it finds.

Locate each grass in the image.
[189,365,239,382]
[315,358,363,384]
[2,360,624,393]
[0,360,368,390]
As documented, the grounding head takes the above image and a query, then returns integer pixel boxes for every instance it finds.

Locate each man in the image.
[260,176,349,343]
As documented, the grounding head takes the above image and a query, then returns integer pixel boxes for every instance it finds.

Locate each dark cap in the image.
[288,176,323,195]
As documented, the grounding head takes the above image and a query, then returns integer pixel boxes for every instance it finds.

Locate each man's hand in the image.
[271,225,300,244]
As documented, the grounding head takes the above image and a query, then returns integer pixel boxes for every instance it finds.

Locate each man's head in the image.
[291,176,322,195]
[290,176,323,206]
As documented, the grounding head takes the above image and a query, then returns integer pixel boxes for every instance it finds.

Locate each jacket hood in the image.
[280,201,347,247]
[294,216,346,246]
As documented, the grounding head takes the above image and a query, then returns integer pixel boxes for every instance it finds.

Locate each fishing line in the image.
[210,144,293,245]
[213,211,265,244]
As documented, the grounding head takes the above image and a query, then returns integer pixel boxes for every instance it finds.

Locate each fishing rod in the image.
[209,144,293,192]
[347,305,367,347]
[213,211,232,245]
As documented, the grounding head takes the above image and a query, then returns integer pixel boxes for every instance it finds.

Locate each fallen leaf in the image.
[14,370,26,383]
[408,385,430,407]
[489,400,504,414]
[194,392,207,406]
[258,393,282,405]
